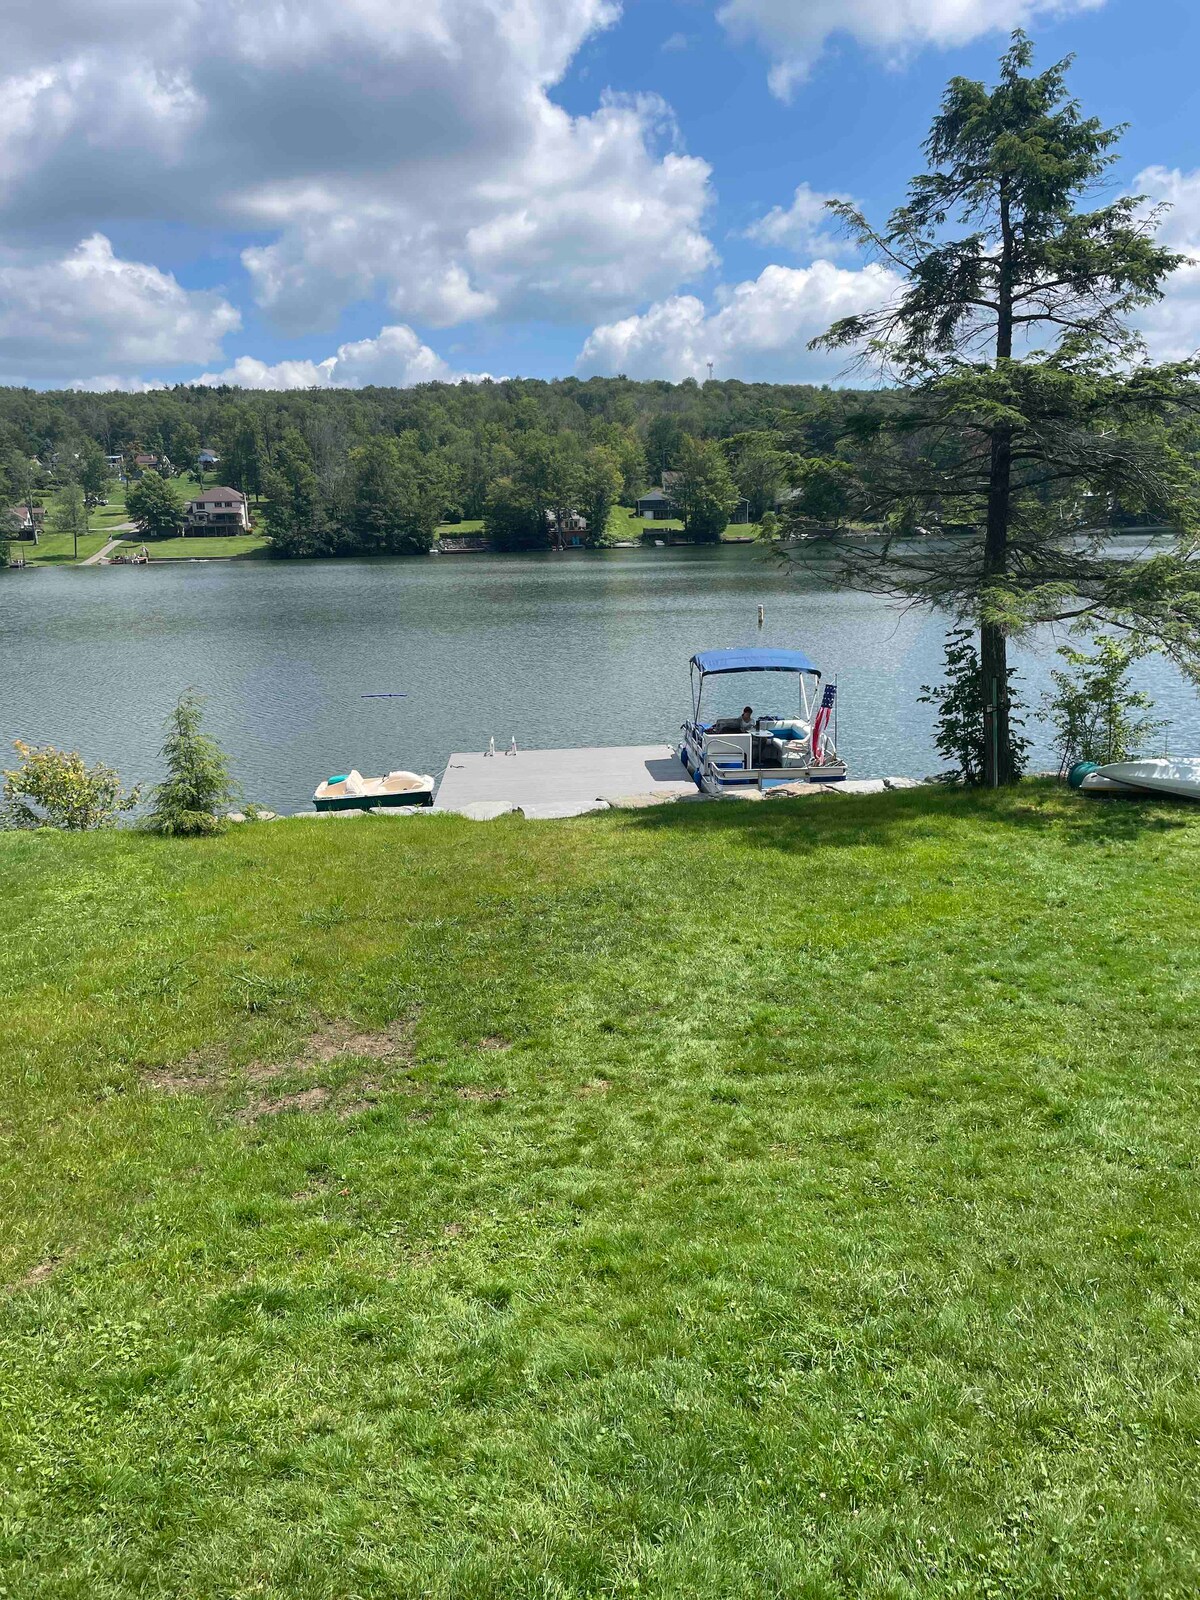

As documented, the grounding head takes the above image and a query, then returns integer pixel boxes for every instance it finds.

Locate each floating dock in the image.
[434,744,697,818]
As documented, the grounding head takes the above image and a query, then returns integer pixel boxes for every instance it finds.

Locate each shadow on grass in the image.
[622,778,1196,857]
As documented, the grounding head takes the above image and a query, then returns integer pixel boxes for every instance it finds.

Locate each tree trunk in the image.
[982,187,1016,786]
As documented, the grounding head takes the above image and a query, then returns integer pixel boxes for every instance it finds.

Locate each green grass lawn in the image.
[115,535,269,561]
[604,508,767,542]
[436,519,486,536]
[14,529,112,565]
[3,784,1200,1596]
[17,483,130,564]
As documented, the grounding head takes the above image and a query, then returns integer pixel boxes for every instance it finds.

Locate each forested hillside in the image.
[0,378,897,559]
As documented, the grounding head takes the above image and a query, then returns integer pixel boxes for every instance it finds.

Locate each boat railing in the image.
[702,733,753,773]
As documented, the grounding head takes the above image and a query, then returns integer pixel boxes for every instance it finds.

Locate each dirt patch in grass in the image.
[577,1078,611,1096]
[237,1086,331,1123]
[477,1035,510,1052]
[6,1254,68,1293]
[303,1016,416,1064]
[143,1067,213,1094]
[455,1086,510,1102]
[246,1015,417,1082]
[144,1015,416,1098]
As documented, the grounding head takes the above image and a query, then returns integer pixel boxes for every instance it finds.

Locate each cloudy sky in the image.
[1,0,1196,391]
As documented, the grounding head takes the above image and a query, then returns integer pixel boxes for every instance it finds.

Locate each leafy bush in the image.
[147,691,234,836]
[919,628,1029,785]
[1041,635,1166,772]
[2,740,140,829]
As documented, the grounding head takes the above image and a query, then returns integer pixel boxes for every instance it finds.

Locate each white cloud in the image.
[0,234,239,382]
[717,0,1106,98]
[743,182,854,258]
[194,324,492,390]
[1132,166,1200,362]
[0,1,714,341]
[66,376,169,393]
[577,259,900,381]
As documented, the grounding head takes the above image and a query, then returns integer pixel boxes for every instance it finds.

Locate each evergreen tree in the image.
[220,410,267,499]
[812,34,1200,784]
[347,435,441,556]
[262,429,327,556]
[147,691,233,837]
[126,473,184,539]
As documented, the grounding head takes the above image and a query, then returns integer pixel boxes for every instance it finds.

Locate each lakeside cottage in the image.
[7,504,46,539]
[635,487,674,519]
[636,475,752,525]
[184,487,250,533]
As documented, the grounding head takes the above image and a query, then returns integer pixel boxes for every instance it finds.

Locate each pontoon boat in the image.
[678,647,846,793]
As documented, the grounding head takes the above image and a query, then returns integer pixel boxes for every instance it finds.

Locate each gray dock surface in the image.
[434,744,696,817]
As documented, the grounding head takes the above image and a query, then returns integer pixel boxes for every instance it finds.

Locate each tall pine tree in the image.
[812,34,1200,783]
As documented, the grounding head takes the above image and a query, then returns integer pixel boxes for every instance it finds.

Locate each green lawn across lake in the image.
[115,535,269,561]
[2,784,1199,1596]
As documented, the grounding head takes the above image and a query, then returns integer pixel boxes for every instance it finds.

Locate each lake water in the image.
[3,543,1197,811]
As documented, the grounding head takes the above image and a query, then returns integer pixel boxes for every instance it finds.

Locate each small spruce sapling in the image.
[147,690,234,836]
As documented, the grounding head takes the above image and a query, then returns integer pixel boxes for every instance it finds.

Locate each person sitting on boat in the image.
[711,705,755,734]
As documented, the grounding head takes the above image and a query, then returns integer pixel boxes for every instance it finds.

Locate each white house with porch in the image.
[184,487,249,533]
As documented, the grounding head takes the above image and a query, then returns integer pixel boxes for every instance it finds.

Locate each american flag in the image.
[812,682,837,761]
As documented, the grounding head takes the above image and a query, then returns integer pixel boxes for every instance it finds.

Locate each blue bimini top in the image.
[690,647,820,677]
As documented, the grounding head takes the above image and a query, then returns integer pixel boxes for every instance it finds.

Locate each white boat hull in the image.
[1083,758,1200,802]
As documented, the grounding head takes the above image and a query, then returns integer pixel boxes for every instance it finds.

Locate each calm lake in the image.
[4,542,1197,811]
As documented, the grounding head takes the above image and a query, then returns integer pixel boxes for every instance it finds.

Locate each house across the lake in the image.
[184,487,250,533]
[635,477,752,525]
[635,486,675,520]
[7,504,46,539]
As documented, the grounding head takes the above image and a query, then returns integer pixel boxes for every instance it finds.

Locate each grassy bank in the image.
[115,535,269,561]
[3,785,1199,1596]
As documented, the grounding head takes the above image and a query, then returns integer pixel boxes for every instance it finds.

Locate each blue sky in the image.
[1,0,1198,391]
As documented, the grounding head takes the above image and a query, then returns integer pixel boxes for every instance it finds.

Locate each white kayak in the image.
[1082,758,1200,802]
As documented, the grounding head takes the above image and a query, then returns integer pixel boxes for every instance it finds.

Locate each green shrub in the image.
[919,628,1030,785]
[1041,635,1166,772]
[2,740,140,829]
[147,691,234,836]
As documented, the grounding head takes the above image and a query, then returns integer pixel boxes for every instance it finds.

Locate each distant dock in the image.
[434,744,696,818]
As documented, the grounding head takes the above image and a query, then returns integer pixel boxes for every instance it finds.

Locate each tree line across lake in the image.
[0,374,908,562]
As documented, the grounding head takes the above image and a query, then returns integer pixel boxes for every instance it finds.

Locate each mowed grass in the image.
[16,529,112,565]
[115,535,268,561]
[2,784,1200,1597]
